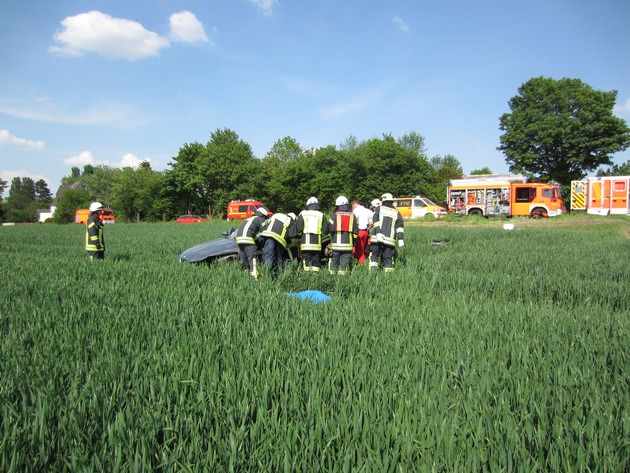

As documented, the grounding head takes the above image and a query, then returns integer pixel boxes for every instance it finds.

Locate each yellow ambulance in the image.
[393,196,447,219]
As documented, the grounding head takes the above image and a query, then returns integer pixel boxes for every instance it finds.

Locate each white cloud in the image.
[63,150,150,169]
[64,150,96,166]
[49,10,170,60]
[247,0,278,16]
[0,130,45,150]
[0,101,146,127]
[169,11,209,43]
[120,153,150,168]
[614,97,630,117]
[393,16,409,32]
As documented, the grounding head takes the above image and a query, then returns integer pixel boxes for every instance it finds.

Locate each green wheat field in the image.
[1,215,628,472]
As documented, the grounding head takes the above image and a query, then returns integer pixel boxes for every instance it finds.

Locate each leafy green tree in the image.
[361,135,434,200]
[80,165,116,208]
[0,178,7,221]
[498,76,630,188]
[260,136,308,212]
[34,179,53,208]
[597,159,630,176]
[199,129,261,217]
[397,130,428,156]
[6,177,38,222]
[164,142,209,215]
[427,155,464,204]
[52,188,91,224]
[470,167,493,175]
[111,166,164,222]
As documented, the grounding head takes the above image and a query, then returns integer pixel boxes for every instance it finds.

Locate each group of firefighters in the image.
[83,192,406,275]
[235,192,405,279]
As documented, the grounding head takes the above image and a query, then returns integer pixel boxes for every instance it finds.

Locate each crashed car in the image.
[178,227,331,265]
[179,227,240,263]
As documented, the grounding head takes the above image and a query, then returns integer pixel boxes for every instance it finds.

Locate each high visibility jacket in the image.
[296,209,328,251]
[261,213,296,248]
[85,212,104,252]
[236,216,265,245]
[373,204,404,247]
[329,210,358,251]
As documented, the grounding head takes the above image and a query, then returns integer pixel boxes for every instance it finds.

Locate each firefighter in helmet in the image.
[85,201,105,260]
[369,193,404,272]
[328,196,358,275]
[235,206,269,279]
[296,196,330,272]
[260,211,297,276]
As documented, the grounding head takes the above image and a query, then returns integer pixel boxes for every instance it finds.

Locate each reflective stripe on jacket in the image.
[298,210,325,251]
[261,213,293,248]
[236,216,264,245]
[85,212,104,252]
[329,211,357,251]
[373,205,404,247]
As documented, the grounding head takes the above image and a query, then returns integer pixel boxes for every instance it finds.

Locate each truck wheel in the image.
[468,209,483,217]
[530,208,547,219]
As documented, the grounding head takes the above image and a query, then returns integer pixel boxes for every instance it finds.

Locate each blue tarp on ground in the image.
[286,290,331,304]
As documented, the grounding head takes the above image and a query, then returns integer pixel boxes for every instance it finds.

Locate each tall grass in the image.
[1,219,628,471]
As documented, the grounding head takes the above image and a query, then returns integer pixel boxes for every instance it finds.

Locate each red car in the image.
[176,214,205,224]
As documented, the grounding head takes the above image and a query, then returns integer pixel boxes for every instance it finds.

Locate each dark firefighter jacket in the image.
[236,215,266,245]
[260,213,297,248]
[372,202,404,246]
[85,212,105,252]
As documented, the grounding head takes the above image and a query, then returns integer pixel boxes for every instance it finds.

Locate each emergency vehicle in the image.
[447,174,564,218]
[393,196,447,218]
[570,176,630,215]
[75,208,116,224]
[226,199,268,221]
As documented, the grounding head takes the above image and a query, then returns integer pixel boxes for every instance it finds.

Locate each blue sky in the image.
[1,0,629,197]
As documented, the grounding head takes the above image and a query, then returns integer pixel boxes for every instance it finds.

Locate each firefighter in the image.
[261,211,297,276]
[296,197,330,272]
[368,198,382,264]
[85,201,105,261]
[235,207,269,279]
[369,193,404,272]
[328,196,358,275]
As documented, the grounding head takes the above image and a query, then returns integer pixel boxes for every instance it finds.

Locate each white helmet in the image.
[256,207,268,217]
[287,212,297,220]
[306,196,319,206]
[381,193,393,202]
[89,202,103,212]
[371,198,382,208]
[335,196,349,206]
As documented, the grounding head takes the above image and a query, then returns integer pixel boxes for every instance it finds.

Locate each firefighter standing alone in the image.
[369,193,404,272]
[85,201,105,261]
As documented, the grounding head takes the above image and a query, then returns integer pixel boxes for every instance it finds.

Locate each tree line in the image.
[51,131,471,223]
[2,76,629,223]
